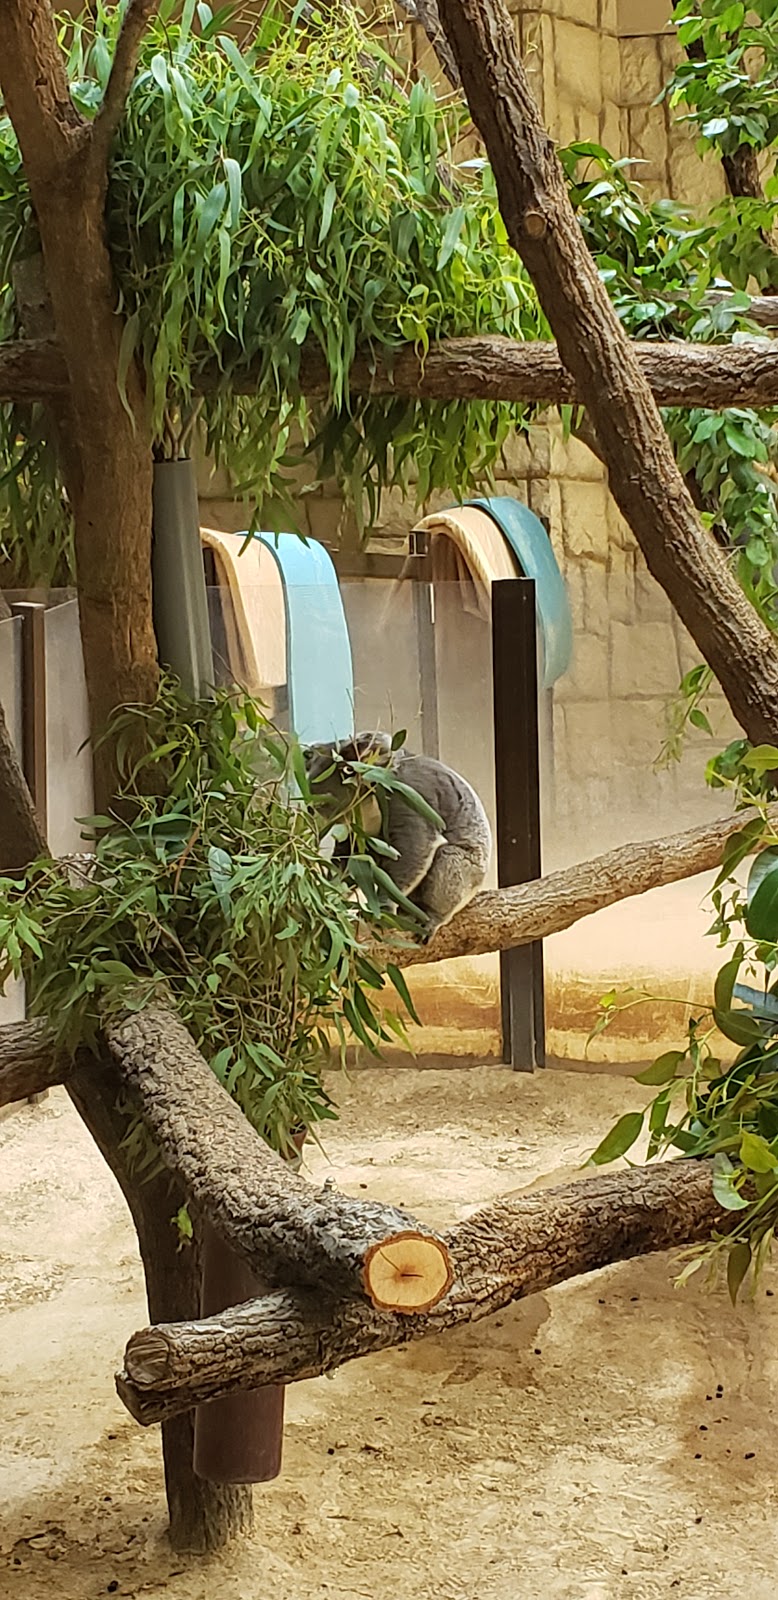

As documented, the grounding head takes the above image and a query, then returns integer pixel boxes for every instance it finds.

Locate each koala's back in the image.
[393,752,491,867]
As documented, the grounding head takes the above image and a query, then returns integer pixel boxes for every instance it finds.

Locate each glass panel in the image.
[44,599,93,857]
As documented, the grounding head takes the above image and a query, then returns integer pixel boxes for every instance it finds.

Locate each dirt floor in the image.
[2,1064,778,1600]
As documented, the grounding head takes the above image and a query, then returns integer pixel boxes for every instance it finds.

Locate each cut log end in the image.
[362,1231,453,1314]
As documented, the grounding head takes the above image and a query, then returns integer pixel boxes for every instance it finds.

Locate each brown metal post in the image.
[192,1131,306,1484]
[192,1225,286,1485]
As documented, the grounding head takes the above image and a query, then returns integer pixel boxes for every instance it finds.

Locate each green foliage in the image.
[667,1,778,236]
[0,1,541,578]
[0,2,776,738]
[0,682,422,1156]
[587,798,778,1301]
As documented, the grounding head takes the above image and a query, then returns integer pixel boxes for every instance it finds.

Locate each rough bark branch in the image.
[0,3,159,814]
[6,332,778,410]
[67,1049,252,1549]
[394,0,461,90]
[0,1019,74,1107]
[395,802,778,968]
[0,698,48,874]
[434,0,778,750]
[91,0,160,163]
[0,0,86,184]
[102,1002,453,1313]
[118,1159,723,1424]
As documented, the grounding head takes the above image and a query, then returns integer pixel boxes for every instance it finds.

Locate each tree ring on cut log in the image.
[362,1231,453,1313]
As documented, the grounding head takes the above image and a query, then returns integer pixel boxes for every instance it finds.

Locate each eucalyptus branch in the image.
[91,0,161,164]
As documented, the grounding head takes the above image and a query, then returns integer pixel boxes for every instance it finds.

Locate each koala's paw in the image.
[418,917,441,947]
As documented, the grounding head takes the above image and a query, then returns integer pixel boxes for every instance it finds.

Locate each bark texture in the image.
[434,0,778,748]
[6,332,778,411]
[0,1019,72,1106]
[103,1002,452,1310]
[0,1,159,812]
[118,1159,723,1424]
[393,802,778,968]
[0,698,48,874]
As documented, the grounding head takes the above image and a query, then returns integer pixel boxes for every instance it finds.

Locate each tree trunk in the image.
[118,1158,723,1424]
[103,1002,453,1312]
[0,594,250,1551]
[0,3,159,815]
[6,331,778,411]
[67,1051,253,1551]
[434,0,778,748]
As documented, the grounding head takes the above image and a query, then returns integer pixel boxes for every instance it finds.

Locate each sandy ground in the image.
[2,1065,778,1600]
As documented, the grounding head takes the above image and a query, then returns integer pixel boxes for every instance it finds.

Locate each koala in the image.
[304,731,492,941]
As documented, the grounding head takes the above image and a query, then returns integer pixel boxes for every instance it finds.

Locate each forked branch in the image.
[118,1159,724,1424]
[91,0,161,163]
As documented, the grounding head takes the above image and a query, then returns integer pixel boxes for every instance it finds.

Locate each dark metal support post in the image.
[491,578,545,1071]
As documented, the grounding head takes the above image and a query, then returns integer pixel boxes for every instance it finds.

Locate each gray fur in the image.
[304,732,492,940]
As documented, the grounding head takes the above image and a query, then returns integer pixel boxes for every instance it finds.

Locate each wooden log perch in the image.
[118,1158,724,1424]
[102,1002,453,1314]
[0,1019,72,1107]
[396,801,778,967]
[4,333,778,411]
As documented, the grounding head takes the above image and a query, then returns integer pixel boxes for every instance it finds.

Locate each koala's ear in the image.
[352,731,392,766]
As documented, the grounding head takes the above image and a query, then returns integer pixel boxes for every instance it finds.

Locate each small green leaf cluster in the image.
[588,805,778,1301]
[0,680,420,1156]
[667,1,778,221]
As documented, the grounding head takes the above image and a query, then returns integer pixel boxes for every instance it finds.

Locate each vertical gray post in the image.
[491,578,545,1071]
[152,459,214,697]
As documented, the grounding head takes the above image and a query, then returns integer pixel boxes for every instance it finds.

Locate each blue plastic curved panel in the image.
[467,497,573,688]
[248,532,354,744]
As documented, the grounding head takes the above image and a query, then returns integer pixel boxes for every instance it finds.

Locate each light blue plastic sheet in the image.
[466,497,572,688]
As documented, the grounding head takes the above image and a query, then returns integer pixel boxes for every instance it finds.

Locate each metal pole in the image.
[409,529,440,759]
[152,459,214,697]
[491,578,545,1071]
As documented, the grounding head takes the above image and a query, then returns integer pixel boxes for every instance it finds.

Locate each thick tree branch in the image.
[5,332,778,410]
[0,699,48,875]
[0,1,86,182]
[102,1002,453,1313]
[91,0,160,164]
[434,0,778,749]
[394,0,461,90]
[395,802,778,968]
[118,1159,723,1423]
[0,1020,74,1107]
